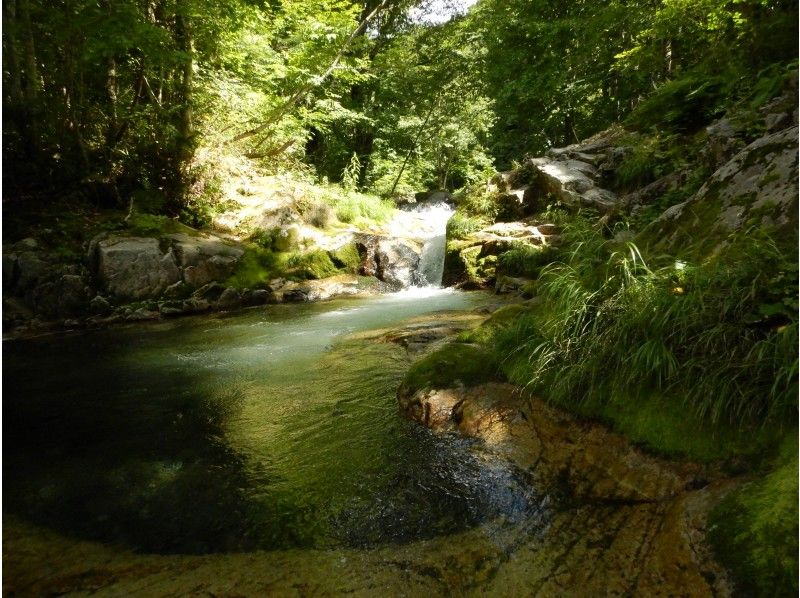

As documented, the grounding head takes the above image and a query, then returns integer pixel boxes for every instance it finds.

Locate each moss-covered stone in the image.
[398,343,501,398]
[457,304,536,344]
[288,249,341,280]
[329,242,361,272]
[708,435,798,597]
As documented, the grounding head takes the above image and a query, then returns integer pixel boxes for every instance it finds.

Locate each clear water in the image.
[3,290,545,555]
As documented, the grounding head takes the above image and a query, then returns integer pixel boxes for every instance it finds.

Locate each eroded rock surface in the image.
[398,382,734,596]
[643,125,799,253]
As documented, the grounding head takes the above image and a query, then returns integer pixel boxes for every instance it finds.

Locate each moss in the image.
[287,249,341,280]
[400,343,502,396]
[126,213,199,238]
[225,247,288,289]
[329,242,361,272]
[458,304,536,345]
[447,212,487,240]
[709,435,798,596]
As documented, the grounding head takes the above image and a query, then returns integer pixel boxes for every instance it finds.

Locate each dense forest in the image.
[4,0,796,205]
[3,0,798,595]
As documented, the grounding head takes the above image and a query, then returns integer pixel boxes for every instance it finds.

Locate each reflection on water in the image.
[4,290,548,554]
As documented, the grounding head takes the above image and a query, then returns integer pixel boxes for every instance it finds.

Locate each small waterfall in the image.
[410,202,454,287]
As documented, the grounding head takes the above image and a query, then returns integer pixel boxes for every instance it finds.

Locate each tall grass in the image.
[494,217,798,428]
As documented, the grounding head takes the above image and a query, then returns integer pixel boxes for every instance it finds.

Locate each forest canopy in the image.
[3,0,797,214]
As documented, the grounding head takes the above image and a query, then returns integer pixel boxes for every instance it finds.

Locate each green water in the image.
[4,289,544,555]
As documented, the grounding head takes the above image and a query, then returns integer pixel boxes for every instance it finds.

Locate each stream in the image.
[3,289,547,556]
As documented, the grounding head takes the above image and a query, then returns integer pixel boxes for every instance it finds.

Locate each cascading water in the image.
[406,202,454,287]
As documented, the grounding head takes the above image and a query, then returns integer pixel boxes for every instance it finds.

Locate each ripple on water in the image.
[2,291,548,555]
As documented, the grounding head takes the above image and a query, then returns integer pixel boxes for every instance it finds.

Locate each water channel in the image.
[4,289,547,557]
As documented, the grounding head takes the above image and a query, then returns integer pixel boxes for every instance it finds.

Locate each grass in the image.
[709,435,798,596]
[496,244,556,278]
[491,217,798,433]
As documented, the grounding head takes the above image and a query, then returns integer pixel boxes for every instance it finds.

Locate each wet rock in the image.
[375,238,421,288]
[251,289,270,305]
[191,282,226,303]
[89,295,113,316]
[217,287,242,309]
[126,307,159,321]
[182,298,211,313]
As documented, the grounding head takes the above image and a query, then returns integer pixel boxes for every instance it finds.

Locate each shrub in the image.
[446,212,486,240]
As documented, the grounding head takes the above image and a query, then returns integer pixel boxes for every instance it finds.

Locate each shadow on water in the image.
[4,295,550,555]
[4,331,269,554]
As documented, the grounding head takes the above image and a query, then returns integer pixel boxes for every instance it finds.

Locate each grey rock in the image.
[16,252,50,291]
[15,237,39,251]
[251,289,270,305]
[163,280,190,299]
[95,236,181,300]
[644,126,799,250]
[217,287,242,309]
[765,112,791,133]
[89,295,113,316]
[31,274,91,318]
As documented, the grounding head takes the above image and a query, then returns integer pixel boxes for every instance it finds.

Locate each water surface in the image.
[4,289,544,554]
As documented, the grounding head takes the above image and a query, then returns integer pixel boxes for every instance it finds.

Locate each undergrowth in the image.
[709,435,798,596]
[492,217,798,431]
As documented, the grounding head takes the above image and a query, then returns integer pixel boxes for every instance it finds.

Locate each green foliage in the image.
[331,192,395,225]
[625,74,729,133]
[446,212,486,240]
[709,436,799,596]
[400,343,501,396]
[496,244,556,279]
[249,228,279,250]
[491,217,798,429]
[341,153,362,192]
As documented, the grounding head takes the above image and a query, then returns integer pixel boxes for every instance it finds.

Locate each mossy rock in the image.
[329,242,361,272]
[398,343,501,398]
[457,304,536,344]
[708,435,798,597]
[126,213,199,238]
[287,249,341,280]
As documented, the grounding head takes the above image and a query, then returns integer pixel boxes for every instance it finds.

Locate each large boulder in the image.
[376,239,421,288]
[94,236,181,300]
[168,233,244,288]
[641,125,799,255]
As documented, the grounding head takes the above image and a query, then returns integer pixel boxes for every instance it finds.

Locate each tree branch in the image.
[228,0,389,145]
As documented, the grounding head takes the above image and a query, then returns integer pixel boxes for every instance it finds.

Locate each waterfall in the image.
[409,202,454,287]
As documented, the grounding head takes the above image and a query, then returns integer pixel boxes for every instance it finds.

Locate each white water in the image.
[407,202,454,287]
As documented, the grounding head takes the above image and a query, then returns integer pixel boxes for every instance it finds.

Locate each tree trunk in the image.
[174,12,194,166]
